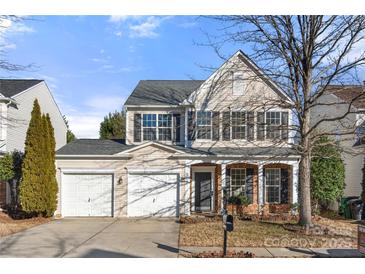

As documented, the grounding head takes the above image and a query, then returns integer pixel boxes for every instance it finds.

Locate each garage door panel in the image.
[128,173,178,217]
[62,173,113,217]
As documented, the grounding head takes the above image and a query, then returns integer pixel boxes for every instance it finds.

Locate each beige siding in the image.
[190,54,293,148]
[311,92,364,197]
[56,144,187,217]
[6,82,67,152]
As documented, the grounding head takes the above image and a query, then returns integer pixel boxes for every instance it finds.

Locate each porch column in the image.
[184,161,191,215]
[292,161,299,204]
[221,163,226,212]
[258,163,264,205]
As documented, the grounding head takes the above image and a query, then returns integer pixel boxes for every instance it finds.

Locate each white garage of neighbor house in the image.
[55,139,188,218]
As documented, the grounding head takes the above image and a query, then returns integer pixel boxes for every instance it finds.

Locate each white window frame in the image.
[157,114,172,141]
[232,71,245,95]
[229,168,246,197]
[196,111,212,140]
[265,168,281,204]
[231,111,247,140]
[142,114,173,141]
[266,111,282,140]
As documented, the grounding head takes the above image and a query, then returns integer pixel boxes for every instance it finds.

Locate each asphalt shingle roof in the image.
[124,80,204,106]
[56,139,133,155]
[172,146,299,157]
[57,139,299,157]
[326,85,365,109]
[0,79,43,98]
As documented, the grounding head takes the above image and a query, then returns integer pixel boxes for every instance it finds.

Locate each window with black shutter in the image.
[281,112,289,141]
[280,168,289,204]
[212,112,220,141]
[173,114,181,143]
[247,111,255,141]
[187,110,195,141]
[257,112,265,140]
[222,112,231,141]
[134,113,142,142]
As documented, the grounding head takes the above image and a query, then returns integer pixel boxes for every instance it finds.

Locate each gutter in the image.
[56,154,132,160]
[170,154,301,161]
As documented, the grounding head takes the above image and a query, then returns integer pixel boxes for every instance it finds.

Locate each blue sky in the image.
[0,16,242,138]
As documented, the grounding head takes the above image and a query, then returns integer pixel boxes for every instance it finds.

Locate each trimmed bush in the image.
[311,136,345,212]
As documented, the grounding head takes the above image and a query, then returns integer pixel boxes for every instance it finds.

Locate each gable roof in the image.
[0,79,43,98]
[56,139,134,155]
[186,50,294,105]
[124,80,204,106]
[326,85,365,109]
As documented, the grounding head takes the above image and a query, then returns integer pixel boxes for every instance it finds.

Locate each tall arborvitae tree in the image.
[45,114,58,216]
[19,101,58,217]
[19,99,44,214]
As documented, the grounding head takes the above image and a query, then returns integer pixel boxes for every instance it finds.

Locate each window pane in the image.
[143,128,156,141]
[266,112,281,140]
[143,114,157,127]
[197,111,211,126]
[158,114,172,127]
[265,168,280,203]
[230,168,246,196]
[197,111,212,139]
[232,112,246,139]
[158,128,172,141]
[266,186,280,203]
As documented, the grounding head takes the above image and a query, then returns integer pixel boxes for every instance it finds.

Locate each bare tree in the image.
[202,16,365,227]
[0,16,33,72]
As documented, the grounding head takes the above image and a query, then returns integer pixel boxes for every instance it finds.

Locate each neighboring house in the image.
[0,79,67,208]
[55,50,300,218]
[311,85,365,198]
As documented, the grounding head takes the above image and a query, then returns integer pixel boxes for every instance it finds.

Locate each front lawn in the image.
[179,216,358,248]
[0,212,49,238]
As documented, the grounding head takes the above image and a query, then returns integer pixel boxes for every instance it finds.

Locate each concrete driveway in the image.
[0,218,180,258]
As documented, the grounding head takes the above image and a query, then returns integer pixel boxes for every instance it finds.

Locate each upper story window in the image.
[142,114,172,141]
[232,71,245,95]
[196,111,212,139]
[143,114,157,141]
[266,112,281,139]
[231,112,246,139]
[257,111,289,141]
[158,114,172,141]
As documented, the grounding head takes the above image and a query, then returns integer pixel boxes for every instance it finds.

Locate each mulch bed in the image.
[0,211,50,238]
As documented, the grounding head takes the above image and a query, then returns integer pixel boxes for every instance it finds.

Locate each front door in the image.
[194,172,212,212]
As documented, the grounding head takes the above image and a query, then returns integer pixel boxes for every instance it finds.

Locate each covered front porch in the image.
[184,159,299,216]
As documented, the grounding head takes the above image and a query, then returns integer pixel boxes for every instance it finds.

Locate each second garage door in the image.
[62,173,113,217]
[127,173,178,217]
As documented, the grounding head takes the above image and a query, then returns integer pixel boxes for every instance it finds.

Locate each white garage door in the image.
[62,173,113,217]
[128,173,178,217]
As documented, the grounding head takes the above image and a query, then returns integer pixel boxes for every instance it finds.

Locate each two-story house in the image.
[311,84,365,199]
[0,79,67,208]
[55,50,300,218]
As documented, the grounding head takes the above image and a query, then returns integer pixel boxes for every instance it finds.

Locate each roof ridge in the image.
[140,79,204,81]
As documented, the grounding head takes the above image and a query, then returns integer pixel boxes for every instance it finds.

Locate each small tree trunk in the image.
[299,147,313,227]
[8,179,18,211]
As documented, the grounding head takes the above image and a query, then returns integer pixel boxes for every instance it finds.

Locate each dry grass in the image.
[0,212,50,238]
[179,217,358,248]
